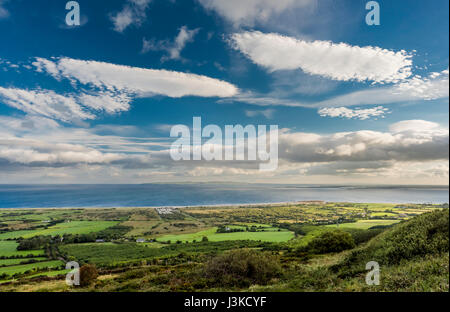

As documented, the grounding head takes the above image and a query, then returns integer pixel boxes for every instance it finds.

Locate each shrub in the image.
[306,230,355,254]
[79,264,98,287]
[203,249,281,287]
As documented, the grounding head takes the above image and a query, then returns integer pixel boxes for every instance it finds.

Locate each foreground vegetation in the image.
[0,202,447,291]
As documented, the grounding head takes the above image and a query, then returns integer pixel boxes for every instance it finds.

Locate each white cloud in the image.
[33,57,238,98]
[315,69,449,107]
[231,31,413,83]
[228,68,449,109]
[389,120,448,134]
[0,87,94,122]
[318,106,389,120]
[197,0,316,27]
[142,26,200,61]
[78,92,131,114]
[279,120,449,163]
[110,0,152,33]
[32,57,61,79]
[0,115,448,184]
[0,87,133,122]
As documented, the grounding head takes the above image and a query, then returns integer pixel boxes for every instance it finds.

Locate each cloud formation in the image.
[197,0,316,27]
[315,69,449,107]
[142,26,200,61]
[231,31,413,83]
[0,115,447,185]
[110,0,152,33]
[33,57,238,98]
[0,87,94,122]
[0,87,132,122]
[318,106,389,120]
[279,120,449,163]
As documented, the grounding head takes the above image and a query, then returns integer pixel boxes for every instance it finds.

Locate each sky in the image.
[0,0,448,185]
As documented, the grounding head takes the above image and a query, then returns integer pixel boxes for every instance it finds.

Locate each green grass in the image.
[325,219,400,230]
[60,243,175,265]
[0,241,45,257]
[0,260,64,277]
[27,269,71,279]
[0,257,47,266]
[157,226,294,243]
[0,221,118,239]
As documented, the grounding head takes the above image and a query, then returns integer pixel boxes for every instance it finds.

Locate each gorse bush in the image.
[304,230,356,254]
[203,249,281,287]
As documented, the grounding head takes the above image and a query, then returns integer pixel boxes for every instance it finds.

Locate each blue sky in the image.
[0,0,448,184]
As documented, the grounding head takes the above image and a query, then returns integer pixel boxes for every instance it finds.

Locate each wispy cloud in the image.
[315,69,449,108]
[245,109,275,119]
[224,69,449,110]
[142,26,200,62]
[0,87,95,122]
[0,87,131,123]
[110,0,152,33]
[197,0,316,27]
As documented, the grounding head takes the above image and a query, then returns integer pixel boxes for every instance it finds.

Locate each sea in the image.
[0,184,448,209]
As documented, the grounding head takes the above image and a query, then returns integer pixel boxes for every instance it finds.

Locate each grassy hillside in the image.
[258,209,449,292]
[0,206,447,292]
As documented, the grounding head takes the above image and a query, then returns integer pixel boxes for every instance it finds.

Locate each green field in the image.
[157,226,294,243]
[0,221,118,239]
[325,219,400,230]
[0,260,64,276]
[0,241,45,257]
[27,269,71,279]
[0,258,47,267]
[59,243,175,265]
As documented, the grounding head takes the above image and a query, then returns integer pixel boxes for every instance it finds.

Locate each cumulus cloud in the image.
[231,31,413,83]
[32,57,238,98]
[0,141,124,166]
[197,0,316,27]
[110,0,152,33]
[0,115,448,184]
[279,120,449,163]
[142,26,200,61]
[318,106,389,120]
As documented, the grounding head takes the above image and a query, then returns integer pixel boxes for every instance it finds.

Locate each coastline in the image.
[0,199,447,211]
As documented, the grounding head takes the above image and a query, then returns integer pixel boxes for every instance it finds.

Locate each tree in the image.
[201,236,209,242]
